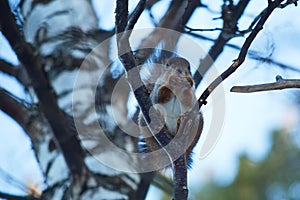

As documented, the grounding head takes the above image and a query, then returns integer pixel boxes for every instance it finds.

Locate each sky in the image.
[1,0,300,199]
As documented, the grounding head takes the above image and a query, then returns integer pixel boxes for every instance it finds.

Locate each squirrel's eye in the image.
[177,69,182,73]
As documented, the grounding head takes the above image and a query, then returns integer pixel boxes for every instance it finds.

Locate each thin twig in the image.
[186,32,300,73]
[135,0,196,65]
[198,0,289,108]
[231,75,300,93]
[185,26,223,33]
[238,9,264,35]
[0,58,31,86]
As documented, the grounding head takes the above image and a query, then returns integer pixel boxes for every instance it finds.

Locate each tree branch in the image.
[198,0,291,108]
[126,0,147,31]
[231,75,300,93]
[0,58,17,76]
[194,0,251,86]
[0,59,31,86]
[115,1,197,199]
[0,88,35,136]
[136,172,155,200]
[185,26,224,32]
[186,32,300,73]
[116,0,171,150]
[0,0,87,180]
[135,0,198,65]
[173,155,188,200]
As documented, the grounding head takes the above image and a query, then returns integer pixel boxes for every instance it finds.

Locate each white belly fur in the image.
[154,96,190,135]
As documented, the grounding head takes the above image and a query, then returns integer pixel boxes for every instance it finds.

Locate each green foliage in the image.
[193,130,300,200]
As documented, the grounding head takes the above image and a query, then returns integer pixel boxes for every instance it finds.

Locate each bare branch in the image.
[0,88,34,135]
[238,9,264,35]
[0,0,87,180]
[126,0,147,31]
[115,4,175,175]
[278,0,298,8]
[0,59,31,86]
[231,75,300,93]
[182,0,201,27]
[194,0,251,86]
[135,0,199,64]
[115,1,196,199]
[0,58,17,76]
[186,32,300,73]
[136,172,155,200]
[198,0,289,108]
[173,155,188,199]
[185,26,224,32]
[115,0,171,148]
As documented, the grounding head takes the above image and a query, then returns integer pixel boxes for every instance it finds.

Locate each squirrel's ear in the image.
[187,77,194,87]
[188,64,191,72]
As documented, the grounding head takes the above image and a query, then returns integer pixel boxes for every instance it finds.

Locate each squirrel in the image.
[138,57,203,169]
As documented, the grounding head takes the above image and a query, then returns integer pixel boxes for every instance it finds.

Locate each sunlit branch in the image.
[231,75,300,93]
